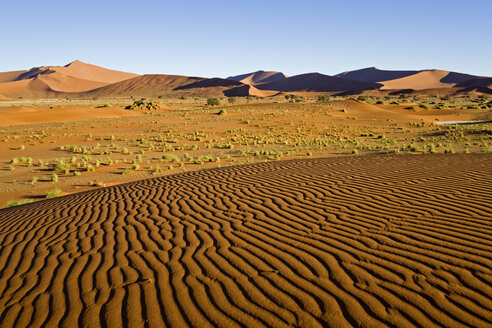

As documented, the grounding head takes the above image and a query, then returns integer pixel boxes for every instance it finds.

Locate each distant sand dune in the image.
[0,154,491,327]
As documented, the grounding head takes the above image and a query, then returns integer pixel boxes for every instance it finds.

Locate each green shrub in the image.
[317,95,331,102]
[207,98,221,106]
[227,97,237,103]
[218,109,227,115]
[46,189,62,199]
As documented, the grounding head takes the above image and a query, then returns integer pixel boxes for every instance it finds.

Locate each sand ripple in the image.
[0,154,491,327]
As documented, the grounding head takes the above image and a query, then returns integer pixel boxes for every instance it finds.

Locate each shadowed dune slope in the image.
[456,77,492,89]
[256,73,382,93]
[227,71,287,85]
[82,74,205,97]
[0,154,491,327]
[335,67,419,83]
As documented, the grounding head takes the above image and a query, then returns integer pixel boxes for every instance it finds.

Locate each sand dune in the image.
[0,154,490,327]
[338,67,485,91]
[17,60,137,84]
[335,67,419,83]
[227,70,287,85]
[256,73,382,93]
[0,60,138,98]
[175,77,243,90]
[36,72,108,92]
[85,75,251,98]
[223,84,279,97]
[0,78,64,99]
[456,77,492,90]
[83,74,205,97]
[0,70,28,83]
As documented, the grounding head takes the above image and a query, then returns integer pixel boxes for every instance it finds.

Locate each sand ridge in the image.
[0,153,490,327]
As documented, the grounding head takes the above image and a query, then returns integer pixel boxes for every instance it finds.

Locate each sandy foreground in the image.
[0,153,491,327]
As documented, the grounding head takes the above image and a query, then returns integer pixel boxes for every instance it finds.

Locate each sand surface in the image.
[0,153,490,327]
[0,106,141,126]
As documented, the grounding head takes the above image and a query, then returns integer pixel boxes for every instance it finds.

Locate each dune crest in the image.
[227,70,287,85]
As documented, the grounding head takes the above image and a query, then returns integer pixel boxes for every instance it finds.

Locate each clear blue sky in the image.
[2,0,491,78]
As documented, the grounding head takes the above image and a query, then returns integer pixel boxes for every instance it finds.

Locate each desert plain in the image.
[0,61,490,327]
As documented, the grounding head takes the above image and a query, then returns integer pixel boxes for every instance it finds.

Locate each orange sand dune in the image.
[0,154,490,327]
[0,60,138,98]
[36,72,108,92]
[0,78,64,99]
[17,60,138,84]
[380,70,480,90]
[0,70,28,83]
[227,70,287,85]
[83,74,205,97]
[0,106,141,126]
[85,75,262,98]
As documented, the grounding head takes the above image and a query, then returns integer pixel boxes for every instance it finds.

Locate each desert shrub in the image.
[376,100,385,104]
[97,103,112,108]
[357,96,367,102]
[227,97,237,103]
[317,95,331,102]
[121,169,132,175]
[207,98,221,106]
[54,163,69,171]
[419,103,430,109]
[46,189,62,199]
[51,174,59,182]
[125,100,160,110]
[218,109,227,115]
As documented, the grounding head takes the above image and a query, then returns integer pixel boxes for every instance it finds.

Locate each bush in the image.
[46,189,62,199]
[218,109,226,115]
[419,103,430,109]
[227,97,237,103]
[125,100,160,110]
[207,98,221,106]
[54,163,69,171]
[317,95,331,102]
[51,174,59,182]
[357,96,367,102]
